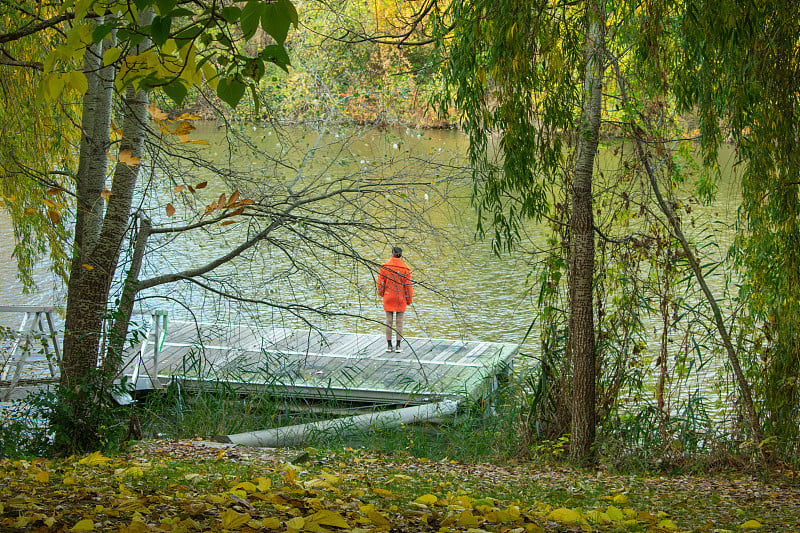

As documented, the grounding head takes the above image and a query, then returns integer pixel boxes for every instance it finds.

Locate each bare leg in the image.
[385,311,394,347]
[395,312,405,350]
[395,312,404,341]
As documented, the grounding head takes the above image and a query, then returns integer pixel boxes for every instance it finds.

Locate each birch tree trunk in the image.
[61,10,153,388]
[569,0,605,463]
[61,27,115,386]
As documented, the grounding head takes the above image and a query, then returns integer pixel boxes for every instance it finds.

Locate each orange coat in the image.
[377,256,413,312]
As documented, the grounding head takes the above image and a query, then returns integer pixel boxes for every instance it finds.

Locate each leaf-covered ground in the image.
[1,438,799,532]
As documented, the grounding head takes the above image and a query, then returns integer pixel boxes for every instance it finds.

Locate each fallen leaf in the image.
[658,518,679,530]
[414,494,438,506]
[70,519,95,532]
[306,509,350,529]
[547,507,582,523]
[79,451,112,466]
[740,520,763,530]
[262,517,281,529]
[232,481,257,494]
[255,477,271,491]
[220,508,250,529]
[286,516,304,529]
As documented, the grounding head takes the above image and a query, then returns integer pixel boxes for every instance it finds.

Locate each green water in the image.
[0,122,741,379]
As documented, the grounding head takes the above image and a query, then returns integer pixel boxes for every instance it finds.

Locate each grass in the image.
[1,439,799,532]
[3,378,800,531]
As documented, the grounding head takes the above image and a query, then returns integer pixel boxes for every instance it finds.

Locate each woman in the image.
[377,246,413,352]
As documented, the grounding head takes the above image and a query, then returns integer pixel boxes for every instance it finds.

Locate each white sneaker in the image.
[386,346,393,352]
[394,345,403,353]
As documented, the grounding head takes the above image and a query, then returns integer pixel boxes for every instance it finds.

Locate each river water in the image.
[0,123,742,400]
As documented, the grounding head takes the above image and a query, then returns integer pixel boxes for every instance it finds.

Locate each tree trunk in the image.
[569,0,605,463]
[61,27,115,386]
[61,11,153,388]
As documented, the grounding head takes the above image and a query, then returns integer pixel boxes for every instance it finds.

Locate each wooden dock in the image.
[123,320,519,405]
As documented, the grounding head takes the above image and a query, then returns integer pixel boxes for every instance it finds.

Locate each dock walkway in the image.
[1,306,519,405]
[124,321,519,404]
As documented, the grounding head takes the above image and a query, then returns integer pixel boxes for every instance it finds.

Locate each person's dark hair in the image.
[392,246,402,258]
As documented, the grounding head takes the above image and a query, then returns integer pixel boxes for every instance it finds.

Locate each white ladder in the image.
[0,306,61,401]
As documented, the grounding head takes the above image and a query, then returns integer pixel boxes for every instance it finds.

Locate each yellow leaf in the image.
[173,121,196,137]
[304,478,333,489]
[740,520,763,530]
[414,494,438,506]
[121,518,149,533]
[492,509,517,523]
[147,103,169,120]
[101,189,112,203]
[232,481,257,493]
[657,519,679,530]
[34,470,50,483]
[372,487,392,497]
[261,518,281,529]
[165,203,175,217]
[547,507,582,523]
[456,510,482,527]
[606,505,625,523]
[262,517,281,529]
[79,451,112,466]
[179,112,203,120]
[123,466,144,478]
[173,185,186,193]
[180,139,210,145]
[586,510,610,524]
[284,464,298,485]
[202,61,219,89]
[103,47,122,66]
[306,509,350,529]
[286,516,304,529]
[255,477,271,492]
[612,493,628,504]
[364,508,391,527]
[41,73,65,103]
[220,508,250,530]
[320,472,340,485]
[66,70,88,95]
[70,519,95,532]
[220,220,236,226]
[63,475,77,485]
[118,150,141,166]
